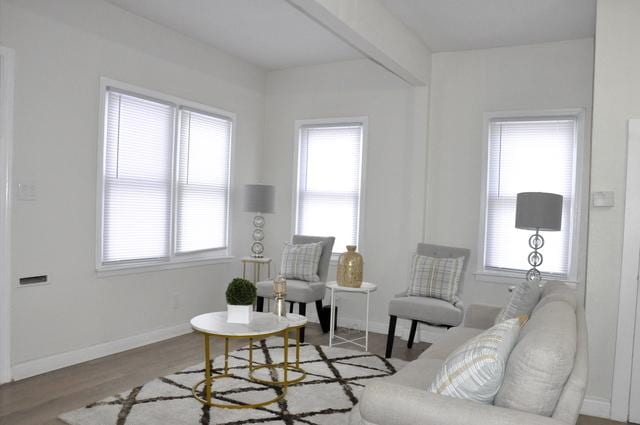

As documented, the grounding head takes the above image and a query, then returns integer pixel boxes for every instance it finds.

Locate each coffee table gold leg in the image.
[296,328,300,368]
[204,334,212,404]
[224,337,229,375]
[283,329,289,388]
[249,337,253,371]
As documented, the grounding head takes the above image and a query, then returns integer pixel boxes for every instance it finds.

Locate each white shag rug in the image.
[59,337,405,425]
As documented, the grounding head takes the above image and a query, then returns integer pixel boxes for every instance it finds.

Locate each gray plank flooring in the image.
[0,323,628,425]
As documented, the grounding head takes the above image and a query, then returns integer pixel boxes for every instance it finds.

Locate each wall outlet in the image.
[17,182,36,201]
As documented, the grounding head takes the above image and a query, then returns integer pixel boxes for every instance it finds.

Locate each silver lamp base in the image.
[525,229,544,281]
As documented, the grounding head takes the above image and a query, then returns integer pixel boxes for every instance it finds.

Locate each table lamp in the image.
[515,192,563,281]
[243,184,275,257]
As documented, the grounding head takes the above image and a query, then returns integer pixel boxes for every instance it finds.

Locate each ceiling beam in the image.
[286,0,431,86]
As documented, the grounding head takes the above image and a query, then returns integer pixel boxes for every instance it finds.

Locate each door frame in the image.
[0,45,15,384]
[610,119,640,421]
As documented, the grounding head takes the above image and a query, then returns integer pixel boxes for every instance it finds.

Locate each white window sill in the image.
[96,256,234,278]
[473,270,577,285]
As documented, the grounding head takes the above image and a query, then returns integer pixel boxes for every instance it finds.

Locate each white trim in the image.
[0,46,15,384]
[580,397,612,419]
[11,322,192,381]
[301,306,447,344]
[291,116,368,253]
[95,78,236,272]
[477,108,586,283]
[610,119,640,422]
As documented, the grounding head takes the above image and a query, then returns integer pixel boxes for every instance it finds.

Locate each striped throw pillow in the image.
[280,242,323,282]
[428,317,523,404]
[406,255,464,303]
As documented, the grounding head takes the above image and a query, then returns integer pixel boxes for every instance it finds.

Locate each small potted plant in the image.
[225,278,256,324]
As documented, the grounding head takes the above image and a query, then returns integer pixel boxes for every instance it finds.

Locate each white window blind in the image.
[484,117,577,277]
[295,123,364,252]
[103,90,174,263]
[176,108,231,254]
[100,85,233,268]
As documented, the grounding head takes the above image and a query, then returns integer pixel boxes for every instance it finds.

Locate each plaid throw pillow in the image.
[280,242,323,282]
[406,254,464,303]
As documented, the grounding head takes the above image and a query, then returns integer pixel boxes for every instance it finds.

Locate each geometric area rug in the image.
[59,337,406,425]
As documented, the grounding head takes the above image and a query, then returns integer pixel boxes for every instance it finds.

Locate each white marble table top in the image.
[190,311,307,337]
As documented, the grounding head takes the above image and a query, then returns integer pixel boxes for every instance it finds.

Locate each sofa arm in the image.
[359,382,566,425]
[463,304,502,329]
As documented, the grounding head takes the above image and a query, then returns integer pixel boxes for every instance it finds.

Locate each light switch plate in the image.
[592,191,615,207]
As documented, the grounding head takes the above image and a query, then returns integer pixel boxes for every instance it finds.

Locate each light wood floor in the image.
[0,323,628,425]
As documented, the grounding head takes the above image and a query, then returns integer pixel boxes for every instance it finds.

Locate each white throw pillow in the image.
[280,242,323,282]
[406,254,465,304]
[494,280,542,324]
[428,317,523,404]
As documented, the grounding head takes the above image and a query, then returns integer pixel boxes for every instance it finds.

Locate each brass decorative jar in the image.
[272,275,287,319]
[336,245,363,288]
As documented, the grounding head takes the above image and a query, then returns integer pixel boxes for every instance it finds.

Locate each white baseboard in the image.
[580,397,611,419]
[11,322,192,381]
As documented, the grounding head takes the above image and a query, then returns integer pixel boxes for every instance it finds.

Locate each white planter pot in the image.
[227,304,253,324]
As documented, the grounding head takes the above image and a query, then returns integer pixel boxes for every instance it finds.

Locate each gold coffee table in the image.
[190,312,307,408]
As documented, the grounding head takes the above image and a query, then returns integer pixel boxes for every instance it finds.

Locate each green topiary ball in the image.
[225,278,257,305]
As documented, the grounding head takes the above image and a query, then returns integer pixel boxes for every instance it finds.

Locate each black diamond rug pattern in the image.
[59,337,404,425]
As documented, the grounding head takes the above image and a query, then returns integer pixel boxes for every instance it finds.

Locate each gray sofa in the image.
[350,281,587,425]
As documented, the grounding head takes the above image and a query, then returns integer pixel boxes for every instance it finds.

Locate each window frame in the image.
[96,78,235,274]
[291,117,368,257]
[476,109,586,283]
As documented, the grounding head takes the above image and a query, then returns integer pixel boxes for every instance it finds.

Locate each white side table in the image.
[241,256,272,283]
[327,281,377,351]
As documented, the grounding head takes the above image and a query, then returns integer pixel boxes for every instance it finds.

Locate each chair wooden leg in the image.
[385,315,397,358]
[256,296,264,312]
[315,300,329,333]
[408,320,418,349]
[299,302,307,343]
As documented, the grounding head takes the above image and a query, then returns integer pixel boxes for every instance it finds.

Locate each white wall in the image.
[262,59,429,337]
[0,0,266,372]
[426,39,594,310]
[587,0,640,409]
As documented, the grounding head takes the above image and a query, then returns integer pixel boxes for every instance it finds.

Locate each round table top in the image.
[326,281,377,292]
[190,311,307,336]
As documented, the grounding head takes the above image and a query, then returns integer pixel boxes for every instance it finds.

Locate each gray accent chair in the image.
[255,235,335,342]
[385,243,470,358]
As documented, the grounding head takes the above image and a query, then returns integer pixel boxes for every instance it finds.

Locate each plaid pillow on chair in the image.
[280,242,323,282]
[407,254,465,303]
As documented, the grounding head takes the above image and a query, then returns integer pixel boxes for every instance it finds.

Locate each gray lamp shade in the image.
[515,192,563,231]
[243,184,275,213]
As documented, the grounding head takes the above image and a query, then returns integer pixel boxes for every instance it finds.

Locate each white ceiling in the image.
[105,0,596,70]
[380,0,596,52]
[105,0,362,70]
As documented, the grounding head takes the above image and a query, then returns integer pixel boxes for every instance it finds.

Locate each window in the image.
[481,112,582,279]
[98,83,233,269]
[294,119,366,253]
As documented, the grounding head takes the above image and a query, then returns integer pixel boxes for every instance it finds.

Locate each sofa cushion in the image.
[494,280,541,324]
[428,318,522,404]
[495,300,577,416]
[386,357,443,390]
[280,242,323,282]
[420,326,484,360]
[389,296,464,327]
[256,279,325,303]
[406,254,465,303]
